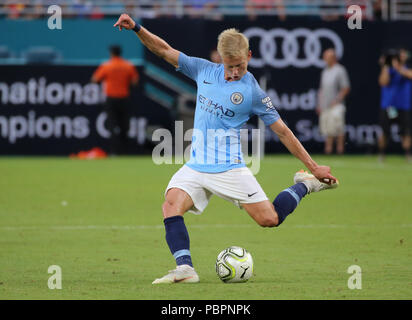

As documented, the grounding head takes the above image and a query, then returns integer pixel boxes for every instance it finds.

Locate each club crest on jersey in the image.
[230,92,244,105]
[262,96,275,112]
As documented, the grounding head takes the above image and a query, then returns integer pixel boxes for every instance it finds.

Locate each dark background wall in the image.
[1,18,411,155]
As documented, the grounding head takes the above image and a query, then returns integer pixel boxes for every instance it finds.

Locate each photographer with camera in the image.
[378,48,412,162]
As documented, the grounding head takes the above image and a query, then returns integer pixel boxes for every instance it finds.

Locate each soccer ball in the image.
[215,246,253,283]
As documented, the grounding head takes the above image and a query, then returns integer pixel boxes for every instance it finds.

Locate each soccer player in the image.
[114,14,339,284]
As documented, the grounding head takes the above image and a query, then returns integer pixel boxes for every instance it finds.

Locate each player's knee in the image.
[162,198,184,218]
[162,200,176,218]
[258,215,278,228]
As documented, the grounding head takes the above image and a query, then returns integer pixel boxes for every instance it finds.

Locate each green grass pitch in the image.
[0,155,411,300]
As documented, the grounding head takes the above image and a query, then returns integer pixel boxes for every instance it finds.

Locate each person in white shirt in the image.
[317,48,351,155]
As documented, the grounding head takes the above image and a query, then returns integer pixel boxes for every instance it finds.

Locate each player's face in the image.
[323,49,336,67]
[399,49,409,64]
[222,51,252,81]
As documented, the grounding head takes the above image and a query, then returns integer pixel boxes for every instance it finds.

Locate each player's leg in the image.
[336,108,346,155]
[204,167,326,228]
[378,109,390,161]
[243,180,309,227]
[399,111,411,161]
[162,187,194,267]
[243,171,338,227]
[401,135,411,161]
[153,187,199,284]
[117,98,129,154]
[242,200,278,227]
[324,136,334,154]
[153,166,211,284]
[319,110,334,155]
[378,134,387,161]
[104,98,118,155]
[336,134,345,155]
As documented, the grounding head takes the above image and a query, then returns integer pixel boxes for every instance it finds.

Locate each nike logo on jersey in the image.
[248,192,258,197]
[203,80,212,84]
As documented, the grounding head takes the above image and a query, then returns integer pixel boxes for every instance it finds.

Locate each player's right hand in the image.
[113,14,135,31]
[311,165,337,185]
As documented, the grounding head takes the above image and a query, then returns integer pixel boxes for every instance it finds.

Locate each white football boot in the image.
[293,170,339,194]
[152,264,200,284]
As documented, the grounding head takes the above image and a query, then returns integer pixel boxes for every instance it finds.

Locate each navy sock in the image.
[164,216,193,267]
[273,183,308,226]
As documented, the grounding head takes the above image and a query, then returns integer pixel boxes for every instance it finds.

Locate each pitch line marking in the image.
[0,224,411,231]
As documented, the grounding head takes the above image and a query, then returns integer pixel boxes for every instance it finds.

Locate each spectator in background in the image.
[72,0,93,18]
[372,0,383,20]
[5,1,25,19]
[378,48,412,162]
[217,0,245,18]
[246,0,286,21]
[317,48,350,155]
[183,0,219,19]
[92,45,139,155]
[291,0,319,19]
[320,0,341,21]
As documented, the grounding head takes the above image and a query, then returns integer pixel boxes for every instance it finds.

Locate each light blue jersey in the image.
[176,52,280,173]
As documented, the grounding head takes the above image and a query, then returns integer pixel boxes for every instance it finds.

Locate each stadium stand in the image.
[24,46,62,65]
[0,0,388,21]
[0,45,12,59]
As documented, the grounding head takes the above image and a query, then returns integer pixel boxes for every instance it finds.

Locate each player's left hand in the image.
[311,165,337,185]
[113,13,136,31]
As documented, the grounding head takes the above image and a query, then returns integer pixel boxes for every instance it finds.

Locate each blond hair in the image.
[217,28,249,59]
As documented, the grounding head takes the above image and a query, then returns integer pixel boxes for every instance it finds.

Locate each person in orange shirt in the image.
[92,45,139,155]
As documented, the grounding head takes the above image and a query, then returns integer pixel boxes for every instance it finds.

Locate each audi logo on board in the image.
[243,27,344,69]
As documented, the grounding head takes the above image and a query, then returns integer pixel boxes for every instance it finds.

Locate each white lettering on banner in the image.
[267,88,317,111]
[0,111,147,144]
[128,117,147,145]
[96,112,111,138]
[243,27,344,68]
[0,111,89,143]
[151,121,262,174]
[0,78,104,105]
[295,119,387,145]
[295,120,325,142]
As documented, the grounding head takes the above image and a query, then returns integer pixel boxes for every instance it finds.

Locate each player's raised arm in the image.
[114,14,180,68]
[270,119,337,184]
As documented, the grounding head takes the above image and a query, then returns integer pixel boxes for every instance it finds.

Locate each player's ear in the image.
[247,50,252,61]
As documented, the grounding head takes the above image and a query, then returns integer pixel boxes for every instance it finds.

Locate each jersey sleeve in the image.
[92,64,108,82]
[338,66,350,89]
[176,52,215,82]
[251,78,280,126]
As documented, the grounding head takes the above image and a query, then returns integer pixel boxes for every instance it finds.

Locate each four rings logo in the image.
[243,27,344,69]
